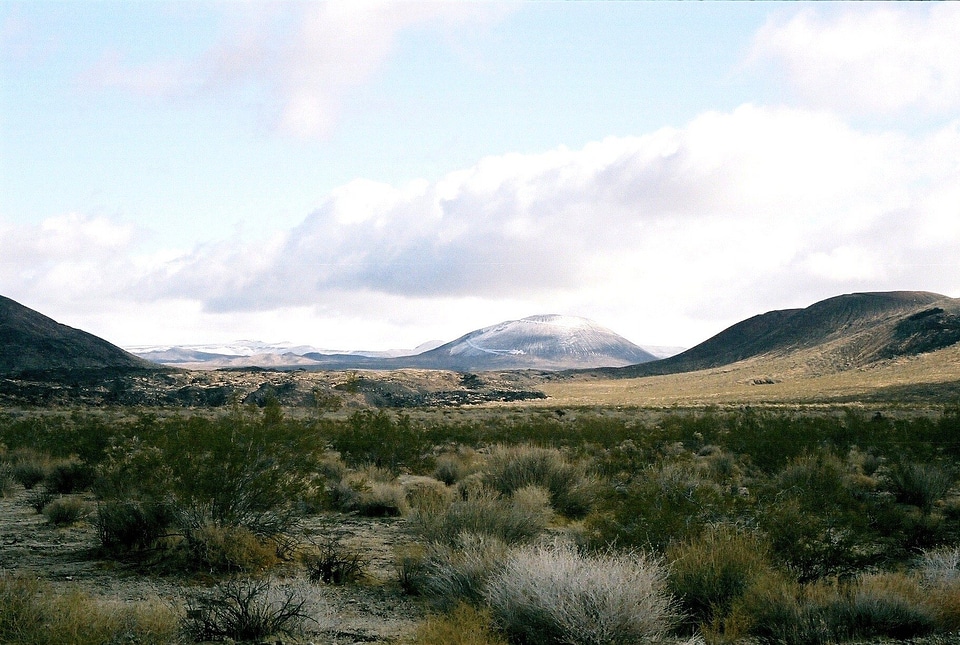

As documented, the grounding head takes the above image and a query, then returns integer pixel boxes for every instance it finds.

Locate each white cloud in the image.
[751,4,960,116]
[6,106,960,348]
[130,105,959,344]
[80,2,508,138]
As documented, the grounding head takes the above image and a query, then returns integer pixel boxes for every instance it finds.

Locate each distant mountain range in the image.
[130,315,661,371]
[0,295,151,375]
[4,291,960,392]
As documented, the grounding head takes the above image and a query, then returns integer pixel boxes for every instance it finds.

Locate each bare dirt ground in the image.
[0,487,429,644]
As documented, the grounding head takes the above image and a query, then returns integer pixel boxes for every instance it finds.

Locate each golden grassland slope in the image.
[535,341,960,407]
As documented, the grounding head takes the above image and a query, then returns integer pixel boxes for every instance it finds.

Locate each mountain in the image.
[402,314,657,370]
[603,291,960,379]
[0,295,153,375]
[135,315,655,371]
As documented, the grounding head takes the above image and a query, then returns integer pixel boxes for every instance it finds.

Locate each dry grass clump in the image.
[432,448,481,486]
[410,533,510,607]
[730,572,936,644]
[184,523,280,573]
[412,603,509,645]
[484,540,674,645]
[411,483,552,546]
[483,444,598,519]
[917,546,960,630]
[42,496,91,526]
[7,449,49,490]
[667,524,775,634]
[0,573,178,645]
[328,466,409,517]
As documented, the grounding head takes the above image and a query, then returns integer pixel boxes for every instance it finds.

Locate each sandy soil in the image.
[0,487,428,644]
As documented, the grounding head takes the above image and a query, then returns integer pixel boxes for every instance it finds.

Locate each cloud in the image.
[751,4,960,116]
[6,106,960,347]
[144,105,960,326]
[0,213,143,309]
[80,2,508,138]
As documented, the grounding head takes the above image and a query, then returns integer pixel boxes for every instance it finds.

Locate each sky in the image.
[2,1,959,351]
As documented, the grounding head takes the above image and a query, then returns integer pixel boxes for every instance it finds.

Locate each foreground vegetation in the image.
[1,402,960,643]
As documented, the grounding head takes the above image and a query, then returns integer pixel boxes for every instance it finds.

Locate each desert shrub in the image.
[918,545,960,586]
[404,475,454,512]
[44,460,96,494]
[184,523,279,573]
[757,451,881,581]
[829,574,935,641]
[483,444,598,519]
[412,603,509,645]
[10,460,46,490]
[98,405,323,545]
[734,573,936,645]
[327,468,409,517]
[411,484,551,546]
[95,500,174,552]
[587,459,730,552]
[0,463,16,498]
[0,573,178,645]
[396,544,427,595]
[356,480,408,517]
[434,452,468,486]
[726,571,803,644]
[329,409,428,471]
[484,540,674,645]
[887,461,953,512]
[43,496,90,526]
[26,487,55,513]
[917,546,960,630]
[182,578,312,642]
[667,524,775,633]
[411,533,510,606]
[302,535,366,584]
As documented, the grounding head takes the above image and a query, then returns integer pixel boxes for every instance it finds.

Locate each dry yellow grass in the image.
[533,343,960,407]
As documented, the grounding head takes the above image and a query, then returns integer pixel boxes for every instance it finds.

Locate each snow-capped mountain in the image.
[128,315,658,371]
[405,315,657,370]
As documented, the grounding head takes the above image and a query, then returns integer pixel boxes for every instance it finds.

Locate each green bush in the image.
[757,452,880,581]
[484,540,674,645]
[95,500,174,552]
[10,460,46,490]
[98,405,323,550]
[587,460,730,552]
[44,460,96,494]
[887,461,953,512]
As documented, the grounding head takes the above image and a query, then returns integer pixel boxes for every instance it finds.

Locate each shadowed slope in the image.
[606,291,957,378]
[0,295,153,375]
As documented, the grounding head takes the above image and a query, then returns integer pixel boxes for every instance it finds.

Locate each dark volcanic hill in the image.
[606,291,960,378]
[402,314,657,370]
[0,295,152,375]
